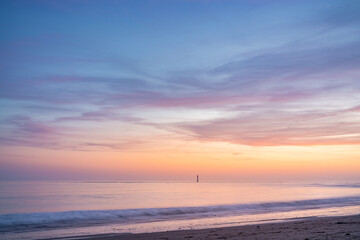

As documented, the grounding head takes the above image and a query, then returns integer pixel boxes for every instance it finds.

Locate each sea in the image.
[0,180,359,239]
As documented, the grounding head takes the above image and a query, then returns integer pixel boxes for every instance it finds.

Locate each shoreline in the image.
[63,214,360,240]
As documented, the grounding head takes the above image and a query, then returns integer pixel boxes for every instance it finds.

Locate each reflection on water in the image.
[1,181,360,214]
[0,181,359,239]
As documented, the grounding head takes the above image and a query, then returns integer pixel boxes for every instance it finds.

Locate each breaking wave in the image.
[1,195,359,233]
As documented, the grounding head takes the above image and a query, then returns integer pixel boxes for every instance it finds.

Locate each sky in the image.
[0,0,360,181]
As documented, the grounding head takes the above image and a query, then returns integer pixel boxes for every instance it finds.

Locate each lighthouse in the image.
[197,175,199,183]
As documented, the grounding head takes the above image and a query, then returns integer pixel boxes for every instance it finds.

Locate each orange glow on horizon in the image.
[1,141,359,181]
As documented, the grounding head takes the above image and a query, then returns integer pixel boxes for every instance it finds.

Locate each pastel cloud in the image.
[0,0,360,152]
[0,115,62,149]
[210,41,360,89]
[178,106,360,146]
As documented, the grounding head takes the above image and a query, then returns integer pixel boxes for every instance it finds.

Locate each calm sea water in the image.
[0,180,360,239]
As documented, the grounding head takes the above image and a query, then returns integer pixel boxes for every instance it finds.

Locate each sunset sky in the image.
[1,0,360,181]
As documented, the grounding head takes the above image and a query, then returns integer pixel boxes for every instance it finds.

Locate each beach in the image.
[81,214,360,240]
[1,181,360,240]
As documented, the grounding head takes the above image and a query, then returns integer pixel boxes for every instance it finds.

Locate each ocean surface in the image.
[0,180,359,239]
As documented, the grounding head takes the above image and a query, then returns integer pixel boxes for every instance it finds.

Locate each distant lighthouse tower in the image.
[197,175,199,183]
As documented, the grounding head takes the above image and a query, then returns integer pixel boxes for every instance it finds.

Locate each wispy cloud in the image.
[210,40,360,91]
[177,105,360,146]
[0,115,63,149]
[1,0,360,151]
[0,114,148,151]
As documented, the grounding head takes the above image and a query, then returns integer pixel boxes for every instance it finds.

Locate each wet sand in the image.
[73,214,360,240]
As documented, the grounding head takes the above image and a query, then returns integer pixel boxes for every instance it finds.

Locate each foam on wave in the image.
[1,195,359,233]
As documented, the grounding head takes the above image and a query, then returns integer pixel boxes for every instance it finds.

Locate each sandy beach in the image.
[78,214,360,240]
